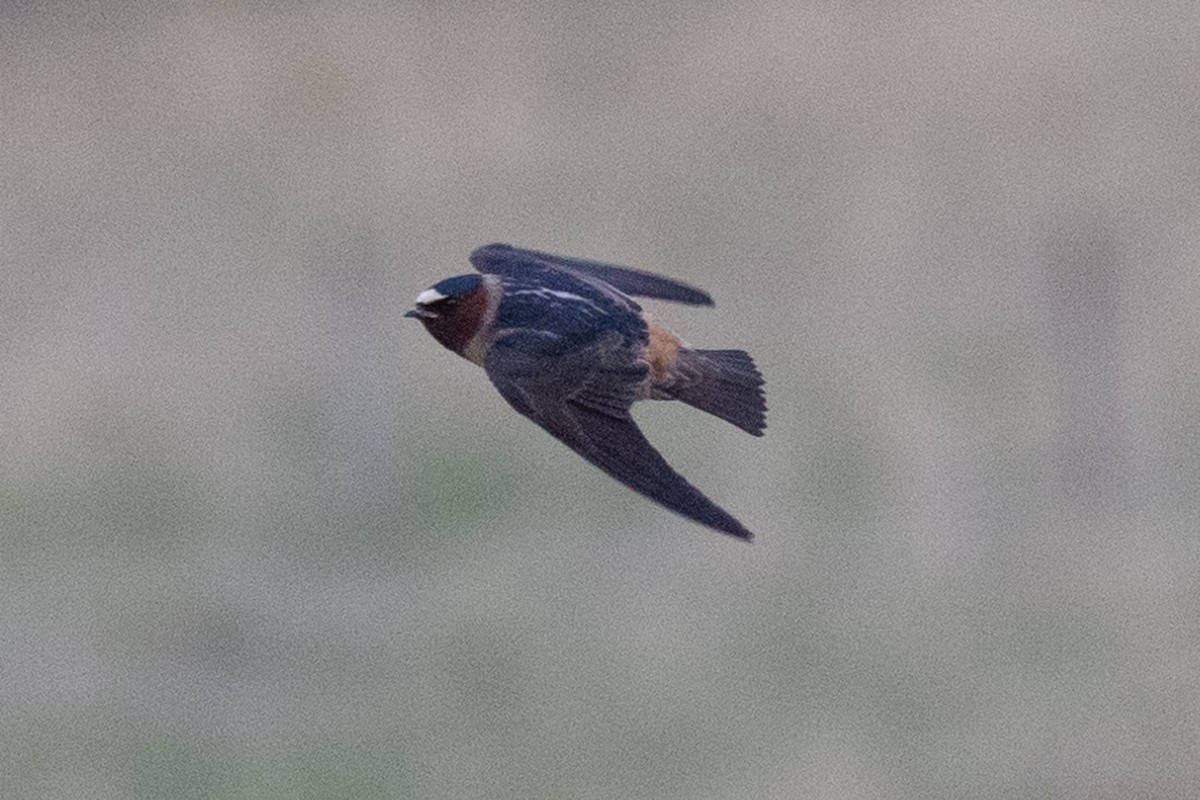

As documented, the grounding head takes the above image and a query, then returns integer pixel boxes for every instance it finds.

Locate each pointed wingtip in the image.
[724,523,755,542]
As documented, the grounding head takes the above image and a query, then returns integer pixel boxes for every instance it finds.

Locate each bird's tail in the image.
[666,349,767,436]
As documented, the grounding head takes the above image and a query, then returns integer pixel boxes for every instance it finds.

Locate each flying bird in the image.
[405,243,766,539]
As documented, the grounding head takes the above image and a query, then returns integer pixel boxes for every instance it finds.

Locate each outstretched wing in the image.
[470,243,714,307]
[483,331,753,540]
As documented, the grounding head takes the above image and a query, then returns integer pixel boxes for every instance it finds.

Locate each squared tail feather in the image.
[667,349,766,436]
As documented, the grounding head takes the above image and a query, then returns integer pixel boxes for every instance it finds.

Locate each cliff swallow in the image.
[406,243,765,539]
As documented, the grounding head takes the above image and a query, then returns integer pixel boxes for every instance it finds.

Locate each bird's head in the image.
[404,274,491,358]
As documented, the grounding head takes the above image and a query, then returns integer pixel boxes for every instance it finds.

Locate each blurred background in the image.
[3,2,1199,798]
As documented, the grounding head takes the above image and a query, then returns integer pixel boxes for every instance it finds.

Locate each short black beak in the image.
[405,307,437,320]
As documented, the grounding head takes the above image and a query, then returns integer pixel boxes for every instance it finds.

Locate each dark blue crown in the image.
[432,273,483,298]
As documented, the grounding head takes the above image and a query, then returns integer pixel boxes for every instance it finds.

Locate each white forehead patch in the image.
[415,288,446,305]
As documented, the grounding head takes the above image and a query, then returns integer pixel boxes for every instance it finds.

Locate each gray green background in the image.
[4,3,1199,798]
